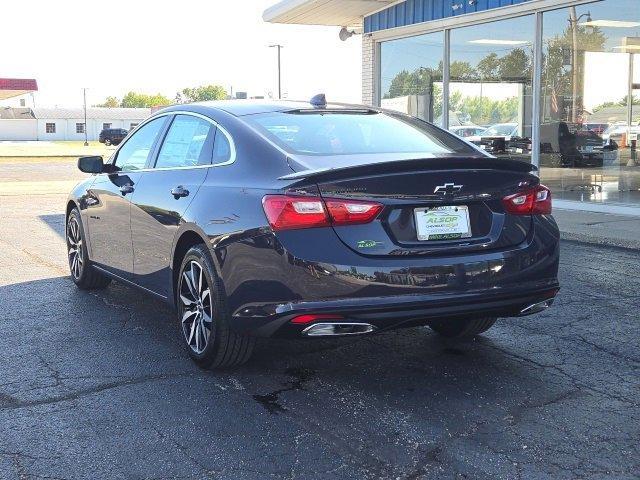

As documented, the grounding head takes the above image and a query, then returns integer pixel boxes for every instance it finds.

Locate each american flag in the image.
[551,84,559,115]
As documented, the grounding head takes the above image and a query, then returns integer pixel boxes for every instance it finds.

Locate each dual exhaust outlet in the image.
[301,322,376,337]
[518,298,554,316]
[297,298,554,337]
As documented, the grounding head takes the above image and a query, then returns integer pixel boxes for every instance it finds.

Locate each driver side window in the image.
[114,117,165,171]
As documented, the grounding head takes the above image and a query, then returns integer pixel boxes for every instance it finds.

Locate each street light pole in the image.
[83,88,89,146]
[269,44,283,99]
[568,9,591,123]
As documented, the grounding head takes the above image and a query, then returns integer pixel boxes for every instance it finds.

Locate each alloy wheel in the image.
[179,260,213,354]
[67,217,84,279]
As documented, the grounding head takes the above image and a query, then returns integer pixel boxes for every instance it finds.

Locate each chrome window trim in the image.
[108,110,237,173]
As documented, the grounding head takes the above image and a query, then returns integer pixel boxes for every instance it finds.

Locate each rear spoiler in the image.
[279,157,537,184]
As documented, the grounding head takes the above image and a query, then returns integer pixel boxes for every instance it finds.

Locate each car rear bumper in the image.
[232,283,559,338]
[215,213,559,338]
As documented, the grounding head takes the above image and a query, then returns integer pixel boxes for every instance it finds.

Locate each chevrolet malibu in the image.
[67,98,560,368]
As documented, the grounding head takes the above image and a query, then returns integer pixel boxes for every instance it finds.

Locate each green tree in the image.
[476,53,501,81]
[120,91,172,108]
[180,85,228,103]
[95,96,120,108]
[498,48,532,81]
[449,61,478,82]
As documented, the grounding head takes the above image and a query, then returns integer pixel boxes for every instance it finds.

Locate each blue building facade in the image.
[364,0,532,33]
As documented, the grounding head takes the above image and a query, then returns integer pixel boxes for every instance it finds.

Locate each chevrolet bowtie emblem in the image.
[434,183,463,195]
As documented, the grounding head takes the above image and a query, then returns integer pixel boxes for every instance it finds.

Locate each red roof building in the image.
[0,78,38,100]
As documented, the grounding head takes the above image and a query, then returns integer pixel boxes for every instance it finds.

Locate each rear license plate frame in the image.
[414,205,472,241]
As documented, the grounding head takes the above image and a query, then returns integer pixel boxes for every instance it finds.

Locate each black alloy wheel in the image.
[177,245,254,368]
[66,208,111,290]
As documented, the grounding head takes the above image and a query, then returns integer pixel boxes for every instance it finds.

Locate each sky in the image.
[0,0,362,107]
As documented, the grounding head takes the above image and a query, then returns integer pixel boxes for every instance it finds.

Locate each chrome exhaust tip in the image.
[519,298,554,316]
[301,322,376,337]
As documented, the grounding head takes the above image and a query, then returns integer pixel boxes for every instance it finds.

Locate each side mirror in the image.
[78,156,104,174]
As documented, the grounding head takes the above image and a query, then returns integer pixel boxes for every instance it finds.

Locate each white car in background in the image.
[476,123,519,140]
[449,125,486,138]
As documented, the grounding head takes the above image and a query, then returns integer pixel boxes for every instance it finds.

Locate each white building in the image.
[0,107,151,141]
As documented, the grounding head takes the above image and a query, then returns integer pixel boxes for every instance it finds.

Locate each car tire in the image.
[67,208,111,290]
[104,138,111,146]
[177,244,255,369]
[429,317,497,338]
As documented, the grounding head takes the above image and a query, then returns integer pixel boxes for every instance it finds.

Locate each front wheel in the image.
[429,317,497,338]
[177,245,254,369]
[67,208,111,290]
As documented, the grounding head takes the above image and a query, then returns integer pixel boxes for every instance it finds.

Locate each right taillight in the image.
[262,195,383,231]
[502,185,552,215]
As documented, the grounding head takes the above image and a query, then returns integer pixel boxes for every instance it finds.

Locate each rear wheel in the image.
[429,317,497,338]
[67,208,111,290]
[177,244,254,369]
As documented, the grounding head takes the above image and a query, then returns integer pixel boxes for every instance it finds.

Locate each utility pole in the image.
[269,44,283,99]
[83,88,89,146]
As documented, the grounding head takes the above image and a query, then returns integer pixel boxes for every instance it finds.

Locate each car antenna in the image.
[310,93,327,108]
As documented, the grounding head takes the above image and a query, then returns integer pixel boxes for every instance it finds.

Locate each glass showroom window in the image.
[449,15,535,161]
[540,0,640,206]
[379,32,444,127]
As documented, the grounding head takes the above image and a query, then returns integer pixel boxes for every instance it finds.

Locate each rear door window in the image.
[155,115,215,168]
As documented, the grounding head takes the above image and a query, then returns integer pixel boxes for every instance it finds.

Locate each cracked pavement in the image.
[0,159,639,479]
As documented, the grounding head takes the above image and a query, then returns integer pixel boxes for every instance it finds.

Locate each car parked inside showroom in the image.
[67,97,560,368]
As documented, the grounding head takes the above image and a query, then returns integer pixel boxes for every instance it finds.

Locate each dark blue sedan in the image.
[67,98,560,368]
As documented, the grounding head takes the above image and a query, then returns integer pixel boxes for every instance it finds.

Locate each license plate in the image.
[414,206,471,241]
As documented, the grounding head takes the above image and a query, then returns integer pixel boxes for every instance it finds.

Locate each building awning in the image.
[0,78,38,100]
[263,0,394,27]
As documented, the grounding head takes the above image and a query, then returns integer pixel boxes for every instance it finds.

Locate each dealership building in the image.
[265,0,640,212]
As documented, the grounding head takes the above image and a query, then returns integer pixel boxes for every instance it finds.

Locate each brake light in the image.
[502,185,552,215]
[262,195,383,231]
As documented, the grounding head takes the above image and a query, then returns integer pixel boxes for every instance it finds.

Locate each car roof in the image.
[163,99,376,117]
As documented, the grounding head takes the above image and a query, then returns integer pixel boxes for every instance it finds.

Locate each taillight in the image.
[262,195,329,231]
[502,185,552,215]
[325,199,383,226]
[262,195,383,231]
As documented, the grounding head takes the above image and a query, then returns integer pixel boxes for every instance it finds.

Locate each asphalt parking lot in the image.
[0,159,639,480]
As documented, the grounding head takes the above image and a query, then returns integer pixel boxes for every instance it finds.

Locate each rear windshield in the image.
[245,111,476,156]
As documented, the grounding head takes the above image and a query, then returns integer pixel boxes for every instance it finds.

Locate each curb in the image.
[560,232,640,252]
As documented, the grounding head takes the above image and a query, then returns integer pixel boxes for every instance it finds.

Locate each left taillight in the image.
[262,195,383,231]
[502,184,552,215]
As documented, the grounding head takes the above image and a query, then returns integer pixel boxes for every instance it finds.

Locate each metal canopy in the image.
[263,0,394,27]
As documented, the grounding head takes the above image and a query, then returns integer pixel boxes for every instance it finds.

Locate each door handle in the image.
[119,184,135,195]
[171,186,190,199]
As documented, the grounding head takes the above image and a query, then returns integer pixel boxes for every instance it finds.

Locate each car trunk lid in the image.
[283,156,539,257]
